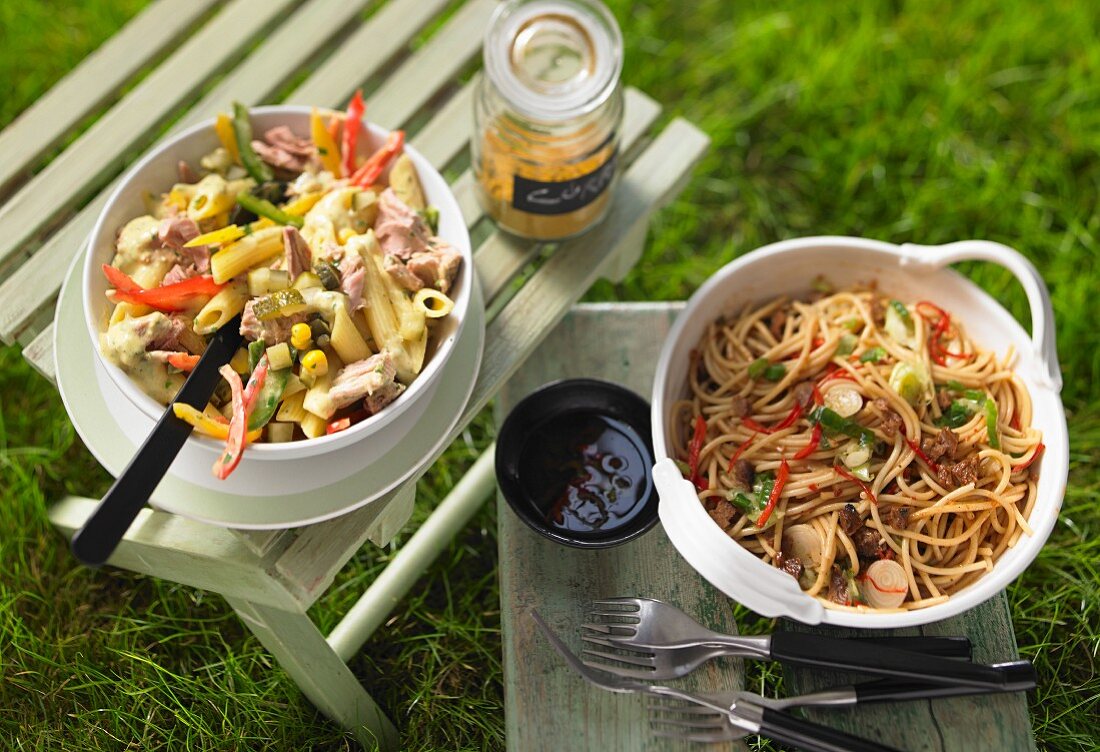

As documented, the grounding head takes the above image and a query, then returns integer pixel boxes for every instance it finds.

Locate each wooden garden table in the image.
[0,1,1033,749]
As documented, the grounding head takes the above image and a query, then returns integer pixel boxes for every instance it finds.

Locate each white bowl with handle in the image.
[82,106,473,464]
[650,236,1067,628]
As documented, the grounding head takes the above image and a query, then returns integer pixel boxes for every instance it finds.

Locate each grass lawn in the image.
[2,0,1098,749]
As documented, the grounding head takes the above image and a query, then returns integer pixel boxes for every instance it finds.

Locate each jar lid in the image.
[483,0,623,121]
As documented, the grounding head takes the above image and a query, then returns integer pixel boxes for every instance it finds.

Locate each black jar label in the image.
[511,151,617,215]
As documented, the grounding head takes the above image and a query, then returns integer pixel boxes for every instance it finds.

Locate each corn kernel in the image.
[337,227,357,245]
[301,349,328,377]
[290,323,313,351]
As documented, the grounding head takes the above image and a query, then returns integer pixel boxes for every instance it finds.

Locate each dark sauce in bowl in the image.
[518,412,652,535]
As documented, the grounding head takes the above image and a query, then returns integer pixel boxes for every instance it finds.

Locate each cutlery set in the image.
[533,597,1035,751]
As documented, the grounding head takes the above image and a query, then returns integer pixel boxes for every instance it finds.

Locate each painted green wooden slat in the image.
[779,598,1035,751]
[283,0,454,108]
[225,596,399,750]
[22,325,56,383]
[496,302,747,752]
[0,0,300,276]
[0,0,452,345]
[409,75,479,169]
[0,0,223,198]
[48,496,307,612]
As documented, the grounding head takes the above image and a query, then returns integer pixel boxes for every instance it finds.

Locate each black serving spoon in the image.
[71,315,244,566]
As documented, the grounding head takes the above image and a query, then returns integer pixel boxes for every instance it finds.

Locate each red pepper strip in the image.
[793,423,823,460]
[327,417,351,435]
[834,464,877,504]
[741,417,772,434]
[903,436,941,473]
[166,352,200,372]
[212,366,246,480]
[811,384,824,406]
[860,571,906,593]
[756,459,789,527]
[1012,443,1045,473]
[726,433,758,473]
[1010,413,1021,431]
[350,130,405,188]
[341,89,365,176]
[687,415,708,490]
[212,357,268,480]
[773,404,803,432]
[808,483,820,493]
[103,264,223,312]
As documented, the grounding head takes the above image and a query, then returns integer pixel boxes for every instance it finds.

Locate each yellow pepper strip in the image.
[215,113,241,165]
[173,403,262,442]
[311,107,342,177]
[185,224,246,248]
[282,192,324,216]
[247,217,276,233]
[229,347,250,374]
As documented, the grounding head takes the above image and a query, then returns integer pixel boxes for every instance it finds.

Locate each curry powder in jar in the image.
[474,0,623,240]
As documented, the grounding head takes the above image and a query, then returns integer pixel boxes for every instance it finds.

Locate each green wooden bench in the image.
[0,0,708,748]
[496,302,1035,751]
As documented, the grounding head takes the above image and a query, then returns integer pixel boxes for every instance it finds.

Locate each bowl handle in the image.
[898,240,1062,392]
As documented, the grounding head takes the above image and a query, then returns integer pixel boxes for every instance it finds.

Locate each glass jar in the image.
[473,0,624,241]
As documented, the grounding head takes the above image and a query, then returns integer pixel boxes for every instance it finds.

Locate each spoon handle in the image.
[71,316,243,566]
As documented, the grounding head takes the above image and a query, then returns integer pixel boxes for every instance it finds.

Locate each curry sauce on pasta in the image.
[670,282,1044,612]
[97,96,461,479]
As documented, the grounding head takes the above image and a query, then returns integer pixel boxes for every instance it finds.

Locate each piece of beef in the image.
[177,160,199,184]
[951,455,981,486]
[852,527,889,560]
[730,459,755,491]
[792,381,816,410]
[383,253,424,292]
[921,428,958,463]
[337,250,366,312]
[768,308,787,339]
[880,505,912,530]
[775,553,804,581]
[145,314,205,354]
[838,503,862,535]
[828,565,850,605]
[870,297,886,327]
[239,299,308,345]
[936,390,954,410]
[707,498,737,529]
[364,380,406,415]
[252,126,316,173]
[375,188,431,261]
[283,227,312,280]
[406,241,462,293]
[328,351,397,412]
[873,398,904,438]
[730,394,751,418]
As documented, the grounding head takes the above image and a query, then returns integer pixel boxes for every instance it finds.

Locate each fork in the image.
[532,609,902,752]
[583,597,1035,690]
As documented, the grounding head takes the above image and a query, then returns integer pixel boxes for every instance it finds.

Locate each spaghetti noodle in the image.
[670,284,1043,612]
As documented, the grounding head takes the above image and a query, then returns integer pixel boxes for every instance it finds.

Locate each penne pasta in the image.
[330,301,372,364]
[413,287,454,318]
[300,412,328,439]
[193,281,248,335]
[276,390,308,423]
[210,226,283,284]
[303,371,336,420]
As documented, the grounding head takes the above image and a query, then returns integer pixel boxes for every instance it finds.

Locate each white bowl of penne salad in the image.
[650,236,1068,628]
[84,101,474,475]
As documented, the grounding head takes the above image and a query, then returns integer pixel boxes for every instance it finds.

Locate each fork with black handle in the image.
[584,597,1035,690]
[532,609,902,752]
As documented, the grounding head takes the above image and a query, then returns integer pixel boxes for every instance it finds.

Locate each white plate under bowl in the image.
[57,244,485,529]
[651,237,1068,628]
[83,106,473,460]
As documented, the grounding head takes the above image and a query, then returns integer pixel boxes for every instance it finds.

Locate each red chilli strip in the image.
[860,571,906,594]
[773,403,803,432]
[834,464,877,504]
[1012,443,1045,473]
[904,436,941,473]
[756,459,789,527]
[726,433,758,473]
[811,384,824,406]
[741,417,773,434]
[807,483,820,493]
[1010,412,1022,431]
[793,423,823,460]
[687,415,708,490]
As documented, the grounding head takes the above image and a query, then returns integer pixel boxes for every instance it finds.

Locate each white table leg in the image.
[225,596,399,751]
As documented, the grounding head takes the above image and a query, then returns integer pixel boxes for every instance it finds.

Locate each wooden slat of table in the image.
[410,76,480,169]
[780,596,1035,751]
[0,0,300,275]
[0,0,222,198]
[496,303,746,752]
[0,0,481,347]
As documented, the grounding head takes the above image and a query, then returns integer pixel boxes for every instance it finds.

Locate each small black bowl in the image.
[495,378,659,549]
